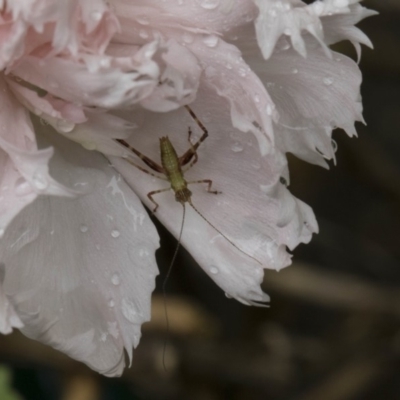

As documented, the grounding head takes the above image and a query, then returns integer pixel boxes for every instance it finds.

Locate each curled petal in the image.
[0,127,159,376]
[12,42,160,109]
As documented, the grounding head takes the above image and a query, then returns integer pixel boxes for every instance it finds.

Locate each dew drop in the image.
[0,228,4,238]
[323,77,334,86]
[80,224,88,233]
[331,139,338,153]
[111,229,120,238]
[32,172,48,191]
[226,63,233,70]
[15,178,32,196]
[231,142,243,153]
[91,10,103,21]
[254,94,260,103]
[56,119,75,133]
[82,141,97,151]
[210,266,219,274]
[203,35,219,47]
[292,68,298,74]
[136,16,149,25]
[111,273,120,285]
[196,0,220,10]
[238,68,247,77]
[266,105,273,115]
[108,299,115,308]
[121,298,141,322]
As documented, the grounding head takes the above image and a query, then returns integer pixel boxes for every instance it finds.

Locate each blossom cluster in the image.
[0,0,374,376]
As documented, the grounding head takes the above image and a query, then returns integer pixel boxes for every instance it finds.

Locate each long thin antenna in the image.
[189,200,263,266]
[162,203,186,371]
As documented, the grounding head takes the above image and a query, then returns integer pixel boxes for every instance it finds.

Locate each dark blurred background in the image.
[0,1,399,399]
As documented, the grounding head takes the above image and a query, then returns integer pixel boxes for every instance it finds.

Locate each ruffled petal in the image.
[0,0,119,69]
[253,0,369,60]
[248,44,363,165]
[112,90,317,305]
[0,124,159,376]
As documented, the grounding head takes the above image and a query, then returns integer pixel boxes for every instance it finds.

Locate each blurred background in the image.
[0,1,399,399]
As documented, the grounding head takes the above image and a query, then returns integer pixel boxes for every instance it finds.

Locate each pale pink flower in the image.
[0,0,374,376]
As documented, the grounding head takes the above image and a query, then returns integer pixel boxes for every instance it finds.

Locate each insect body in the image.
[117,105,219,213]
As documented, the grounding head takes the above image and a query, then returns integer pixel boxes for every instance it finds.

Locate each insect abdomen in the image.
[160,136,187,192]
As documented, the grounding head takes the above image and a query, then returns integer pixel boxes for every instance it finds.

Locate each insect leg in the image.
[179,106,209,167]
[182,127,199,172]
[124,158,168,181]
[148,187,171,213]
[187,179,221,195]
[117,139,164,173]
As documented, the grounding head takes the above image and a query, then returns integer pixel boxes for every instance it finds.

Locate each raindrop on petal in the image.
[111,229,120,238]
[111,273,120,286]
[210,266,219,274]
[196,0,220,9]
[231,142,243,153]
[203,35,219,47]
[323,77,334,86]
[32,172,48,191]
[80,224,88,233]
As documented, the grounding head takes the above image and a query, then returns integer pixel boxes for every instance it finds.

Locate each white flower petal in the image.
[248,44,363,165]
[0,126,159,376]
[188,37,275,155]
[112,93,317,305]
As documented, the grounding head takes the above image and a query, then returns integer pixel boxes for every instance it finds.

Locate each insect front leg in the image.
[148,187,171,213]
[187,179,221,195]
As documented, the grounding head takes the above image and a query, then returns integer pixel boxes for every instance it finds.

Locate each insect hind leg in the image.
[179,106,209,167]
[187,179,221,195]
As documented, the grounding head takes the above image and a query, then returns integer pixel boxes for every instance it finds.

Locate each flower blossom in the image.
[0,0,375,376]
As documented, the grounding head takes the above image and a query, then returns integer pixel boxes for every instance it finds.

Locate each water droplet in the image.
[121,298,141,322]
[292,68,298,74]
[82,141,97,151]
[203,35,219,47]
[238,68,247,77]
[56,118,75,133]
[231,142,243,153]
[139,29,148,39]
[266,105,273,115]
[91,10,103,21]
[80,224,88,233]
[136,16,149,25]
[111,229,120,238]
[323,77,334,86]
[99,58,110,68]
[0,228,4,238]
[15,178,32,196]
[226,63,233,70]
[108,299,115,308]
[331,139,338,153]
[32,172,48,191]
[111,273,120,285]
[225,292,233,299]
[279,177,288,186]
[210,266,219,274]
[254,94,260,103]
[196,0,220,10]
